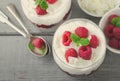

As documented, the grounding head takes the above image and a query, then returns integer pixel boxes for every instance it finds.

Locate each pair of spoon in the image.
[0,4,50,57]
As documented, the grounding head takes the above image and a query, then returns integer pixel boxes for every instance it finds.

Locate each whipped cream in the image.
[53,19,106,75]
[21,0,71,25]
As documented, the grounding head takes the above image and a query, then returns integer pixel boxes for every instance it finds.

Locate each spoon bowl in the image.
[28,36,50,57]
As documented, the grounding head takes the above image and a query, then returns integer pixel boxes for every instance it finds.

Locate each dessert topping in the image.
[63,26,99,62]
[90,35,99,48]
[62,31,72,46]
[35,0,57,15]
[70,33,90,47]
[47,0,57,4]
[79,46,92,60]
[35,0,48,15]
[65,48,78,62]
[35,0,48,10]
[35,5,47,15]
[80,38,90,46]
[70,33,81,46]
[75,27,88,38]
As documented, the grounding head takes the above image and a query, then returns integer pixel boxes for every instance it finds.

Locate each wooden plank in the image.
[0,36,119,81]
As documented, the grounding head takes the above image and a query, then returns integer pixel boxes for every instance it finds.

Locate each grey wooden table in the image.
[0,0,120,81]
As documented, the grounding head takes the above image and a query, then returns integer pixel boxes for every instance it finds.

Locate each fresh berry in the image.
[35,5,47,15]
[90,35,99,48]
[79,46,92,60]
[104,24,114,38]
[47,0,57,4]
[108,14,119,23]
[113,27,120,39]
[65,48,78,62]
[32,38,45,48]
[108,38,119,49]
[75,27,88,38]
[62,31,72,46]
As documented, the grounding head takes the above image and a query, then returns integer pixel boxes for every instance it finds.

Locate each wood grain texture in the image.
[0,0,120,81]
[0,36,119,81]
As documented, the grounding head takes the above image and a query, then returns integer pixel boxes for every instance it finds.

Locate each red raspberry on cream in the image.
[62,31,72,46]
[79,46,92,60]
[90,35,99,48]
[47,0,57,4]
[35,5,47,15]
[75,27,88,38]
[65,48,78,62]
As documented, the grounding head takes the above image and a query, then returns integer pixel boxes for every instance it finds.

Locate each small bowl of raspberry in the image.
[21,0,72,32]
[99,7,120,54]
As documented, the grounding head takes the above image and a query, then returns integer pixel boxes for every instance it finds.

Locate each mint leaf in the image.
[40,0,48,10]
[29,43,34,51]
[80,38,90,46]
[71,33,81,43]
[35,0,48,10]
[112,17,120,25]
[70,33,81,46]
[116,21,120,27]
[76,42,81,47]
[39,49,45,54]
[35,0,41,5]
[39,46,46,54]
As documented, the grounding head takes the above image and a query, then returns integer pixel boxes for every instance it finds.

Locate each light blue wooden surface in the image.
[0,0,120,81]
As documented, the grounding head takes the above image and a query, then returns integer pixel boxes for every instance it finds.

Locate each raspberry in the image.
[108,38,119,49]
[113,27,120,39]
[75,27,88,38]
[65,48,78,62]
[104,24,114,38]
[47,0,57,4]
[79,46,92,60]
[62,31,72,46]
[35,5,47,15]
[108,14,119,23]
[32,38,45,48]
[90,35,99,48]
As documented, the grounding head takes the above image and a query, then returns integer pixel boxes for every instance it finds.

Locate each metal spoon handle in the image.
[0,10,27,38]
[5,20,27,38]
[7,4,30,35]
